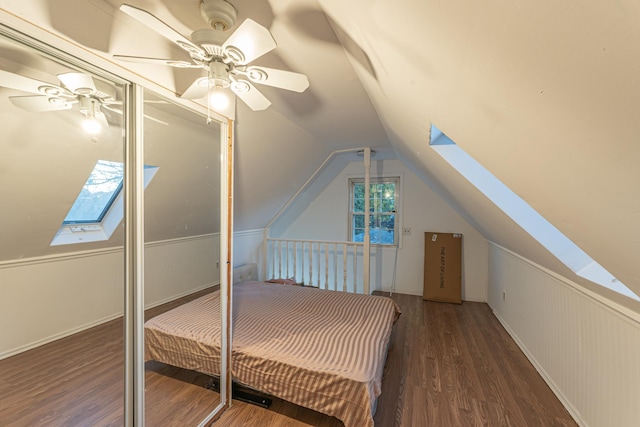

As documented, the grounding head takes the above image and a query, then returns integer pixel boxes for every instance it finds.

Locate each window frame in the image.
[348,176,400,246]
[62,160,125,225]
[430,123,638,301]
[50,161,159,246]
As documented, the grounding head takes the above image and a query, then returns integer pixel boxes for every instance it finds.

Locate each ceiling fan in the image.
[0,70,168,135]
[0,70,120,134]
[114,0,310,112]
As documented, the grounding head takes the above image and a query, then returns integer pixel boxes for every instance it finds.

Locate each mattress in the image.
[145,281,401,427]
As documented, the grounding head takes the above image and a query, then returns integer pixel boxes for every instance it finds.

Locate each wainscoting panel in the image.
[488,243,640,427]
[0,234,219,360]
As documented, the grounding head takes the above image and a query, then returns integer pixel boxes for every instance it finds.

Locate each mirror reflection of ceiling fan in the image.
[114,0,309,111]
[0,70,121,134]
[0,70,168,135]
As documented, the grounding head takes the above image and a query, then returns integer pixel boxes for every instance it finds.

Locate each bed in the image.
[144,264,401,427]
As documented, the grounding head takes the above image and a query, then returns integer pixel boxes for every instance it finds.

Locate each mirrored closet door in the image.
[0,28,128,424]
[142,89,226,425]
[0,24,230,426]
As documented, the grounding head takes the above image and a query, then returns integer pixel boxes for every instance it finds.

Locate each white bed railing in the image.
[265,238,367,294]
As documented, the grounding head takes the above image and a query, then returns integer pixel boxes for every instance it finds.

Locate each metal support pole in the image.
[363,147,371,294]
[124,83,144,427]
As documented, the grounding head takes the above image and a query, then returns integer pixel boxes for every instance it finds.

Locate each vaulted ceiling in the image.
[0,0,638,300]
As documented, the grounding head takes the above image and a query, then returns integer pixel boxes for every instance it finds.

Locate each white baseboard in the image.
[0,281,218,361]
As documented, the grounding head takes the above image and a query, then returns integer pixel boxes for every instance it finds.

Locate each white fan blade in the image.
[143,115,169,126]
[9,95,73,112]
[244,66,309,92]
[230,79,271,111]
[57,72,96,94]
[101,103,168,125]
[113,55,200,69]
[180,77,209,99]
[0,70,67,96]
[223,19,276,65]
[119,4,206,60]
[101,103,123,115]
[95,111,110,130]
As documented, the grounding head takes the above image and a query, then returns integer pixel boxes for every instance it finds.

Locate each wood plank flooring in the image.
[0,290,576,426]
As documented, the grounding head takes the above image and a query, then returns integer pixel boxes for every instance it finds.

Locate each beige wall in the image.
[0,235,219,359]
[280,159,488,299]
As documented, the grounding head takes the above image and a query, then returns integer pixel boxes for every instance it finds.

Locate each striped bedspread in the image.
[145,281,401,427]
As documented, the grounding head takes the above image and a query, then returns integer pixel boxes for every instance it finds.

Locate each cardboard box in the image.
[423,232,462,304]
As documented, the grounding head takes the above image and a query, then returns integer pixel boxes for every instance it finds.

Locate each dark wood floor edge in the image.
[488,306,583,426]
[1,283,219,362]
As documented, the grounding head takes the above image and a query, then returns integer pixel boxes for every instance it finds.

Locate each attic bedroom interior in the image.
[0,1,638,426]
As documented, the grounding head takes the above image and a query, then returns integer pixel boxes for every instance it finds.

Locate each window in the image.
[349,177,399,245]
[51,160,158,246]
[63,160,123,224]
[430,124,638,301]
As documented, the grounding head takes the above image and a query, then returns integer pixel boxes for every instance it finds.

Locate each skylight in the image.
[51,160,158,246]
[429,124,639,301]
[64,160,123,224]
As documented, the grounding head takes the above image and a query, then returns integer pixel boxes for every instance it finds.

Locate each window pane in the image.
[380,213,395,231]
[354,197,365,212]
[353,214,365,229]
[349,177,399,245]
[64,160,123,223]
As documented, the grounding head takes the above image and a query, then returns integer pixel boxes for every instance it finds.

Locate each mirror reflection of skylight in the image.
[51,160,159,246]
[64,160,123,224]
[430,124,639,301]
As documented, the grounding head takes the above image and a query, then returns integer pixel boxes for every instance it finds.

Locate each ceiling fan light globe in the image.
[209,88,229,110]
[81,117,102,135]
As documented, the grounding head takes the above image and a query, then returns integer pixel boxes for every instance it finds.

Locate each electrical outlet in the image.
[402,227,411,235]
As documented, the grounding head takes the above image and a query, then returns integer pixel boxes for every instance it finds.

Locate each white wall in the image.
[233,229,266,278]
[279,159,488,300]
[0,235,219,360]
[488,243,640,427]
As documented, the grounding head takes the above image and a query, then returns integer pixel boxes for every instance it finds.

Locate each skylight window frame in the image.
[61,182,122,225]
[62,160,126,225]
[429,124,638,301]
[50,162,158,246]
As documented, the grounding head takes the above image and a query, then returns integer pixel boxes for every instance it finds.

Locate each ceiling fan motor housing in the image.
[200,0,237,31]
[79,97,100,118]
[208,61,231,88]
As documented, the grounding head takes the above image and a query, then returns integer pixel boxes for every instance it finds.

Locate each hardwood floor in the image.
[0,290,576,426]
[375,294,576,427]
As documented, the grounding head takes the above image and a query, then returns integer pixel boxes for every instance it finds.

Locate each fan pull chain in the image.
[206,69,212,124]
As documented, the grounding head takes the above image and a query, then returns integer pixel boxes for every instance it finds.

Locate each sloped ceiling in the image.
[0,1,637,296]
[315,0,640,295]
